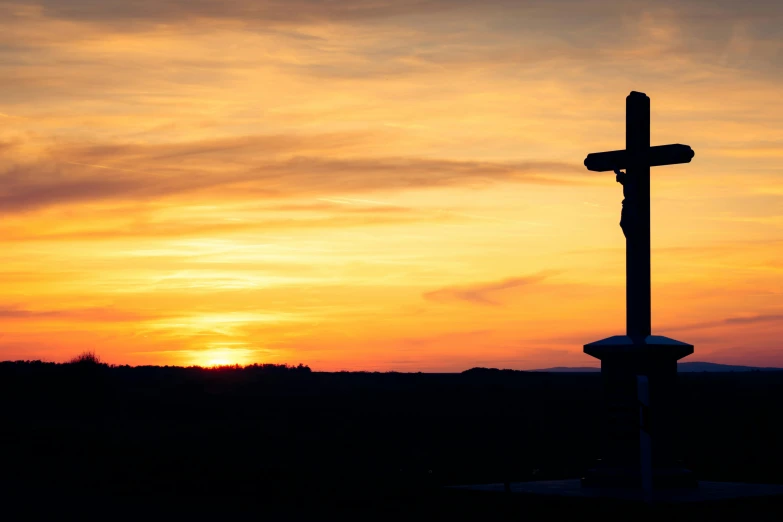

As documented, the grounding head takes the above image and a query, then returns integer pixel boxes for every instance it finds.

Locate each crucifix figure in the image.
[584,91,694,340]
[581,91,697,491]
[614,169,632,238]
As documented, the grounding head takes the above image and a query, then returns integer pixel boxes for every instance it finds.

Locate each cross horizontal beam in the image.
[584,144,695,172]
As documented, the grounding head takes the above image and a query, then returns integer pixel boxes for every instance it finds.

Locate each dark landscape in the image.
[3,357,783,520]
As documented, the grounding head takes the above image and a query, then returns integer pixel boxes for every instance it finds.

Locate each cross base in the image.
[582,335,697,489]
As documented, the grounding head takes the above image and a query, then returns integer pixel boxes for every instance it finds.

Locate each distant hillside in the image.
[678,361,783,372]
[462,367,527,375]
[530,362,783,373]
[529,366,599,373]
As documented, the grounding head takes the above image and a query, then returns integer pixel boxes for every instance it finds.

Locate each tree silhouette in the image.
[67,350,106,366]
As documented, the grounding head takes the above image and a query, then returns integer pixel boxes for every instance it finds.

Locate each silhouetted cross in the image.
[583,91,694,341]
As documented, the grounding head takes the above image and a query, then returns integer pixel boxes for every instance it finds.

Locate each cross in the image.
[583,91,694,341]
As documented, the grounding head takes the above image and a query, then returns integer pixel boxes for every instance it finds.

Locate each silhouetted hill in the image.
[462,367,527,374]
[678,361,783,372]
[530,366,599,372]
[531,362,783,372]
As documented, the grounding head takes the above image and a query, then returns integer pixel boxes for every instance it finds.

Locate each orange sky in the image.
[0,1,781,370]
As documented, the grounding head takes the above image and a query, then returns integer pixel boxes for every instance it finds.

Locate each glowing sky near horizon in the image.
[0,0,781,370]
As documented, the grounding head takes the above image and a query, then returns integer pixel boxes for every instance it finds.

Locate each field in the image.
[2,362,782,519]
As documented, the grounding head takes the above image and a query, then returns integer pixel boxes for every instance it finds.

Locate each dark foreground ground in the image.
[2,362,782,520]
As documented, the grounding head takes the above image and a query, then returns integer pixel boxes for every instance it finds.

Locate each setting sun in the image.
[196,349,246,367]
[203,359,233,368]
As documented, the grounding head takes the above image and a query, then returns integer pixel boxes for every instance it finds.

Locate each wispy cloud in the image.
[666,314,783,333]
[423,270,559,306]
[1,213,453,242]
[0,135,584,214]
[0,306,166,322]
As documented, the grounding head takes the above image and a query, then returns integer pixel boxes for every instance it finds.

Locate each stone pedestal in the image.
[581,335,697,489]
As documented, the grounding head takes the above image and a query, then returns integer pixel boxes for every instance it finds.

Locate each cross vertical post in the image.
[626,92,651,340]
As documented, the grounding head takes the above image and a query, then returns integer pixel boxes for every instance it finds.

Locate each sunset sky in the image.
[0,0,781,370]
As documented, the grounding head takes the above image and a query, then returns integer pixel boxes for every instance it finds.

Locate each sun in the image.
[193,345,255,368]
[204,359,233,367]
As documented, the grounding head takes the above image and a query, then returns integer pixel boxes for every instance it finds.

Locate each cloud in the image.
[0,306,165,322]
[3,213,450,242]
[723,314,783,325]
[666,314,783,332]
[20,1,781,28]
[5,1,778,88]
[1,0,780,95]
[0,134,584,215]
[397,329,494,349]
[26,0,476,26]
[423,270,558,306]
[0,140,20,153]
